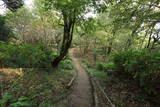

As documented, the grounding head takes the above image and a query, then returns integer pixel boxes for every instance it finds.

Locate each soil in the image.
[68,49,93,107]
[59,49,93,107]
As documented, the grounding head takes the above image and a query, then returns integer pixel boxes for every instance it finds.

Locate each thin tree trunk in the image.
[146,23,155,48]
[139,29,149,49]
[107,45,112,54]
[146,27,154,48]
[107,31,115,54]
[146,34,152,48]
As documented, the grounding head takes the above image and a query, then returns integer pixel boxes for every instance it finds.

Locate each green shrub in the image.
[96,62,105,71]
[60,59,73,70]
[112,50,160,94]
[90,69,108,79]
[0,16,13,42]
[96,62,115,71]
[0,42,58,68]
[82,59,92,68]
[113,50,160,73]
[105,62,115,70]
[0,93,13,107]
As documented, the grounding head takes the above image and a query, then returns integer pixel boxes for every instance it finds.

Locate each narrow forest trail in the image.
[66,49,93,107]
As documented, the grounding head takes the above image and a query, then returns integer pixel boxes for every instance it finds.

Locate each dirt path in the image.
[67,50,93,107]
[70,52,92,107]
[55,50,93,107]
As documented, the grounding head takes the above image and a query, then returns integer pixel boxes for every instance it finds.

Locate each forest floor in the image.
[0,68,74,107]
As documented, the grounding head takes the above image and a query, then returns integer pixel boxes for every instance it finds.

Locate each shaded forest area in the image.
[0,0,160,107]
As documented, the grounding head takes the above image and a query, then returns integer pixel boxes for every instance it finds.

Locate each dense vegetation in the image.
[0,15,12,42]
[0,0,160,106]
[0,42,57,68]
[113,50,160,94]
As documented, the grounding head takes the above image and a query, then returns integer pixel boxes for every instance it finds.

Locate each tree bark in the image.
[107,31,115,54]
[107,45,112,54]
[146,26,154,48]
[146,23,155,48]
[51,11,75,67]
[139,28,149,49]
[146,34,152,48]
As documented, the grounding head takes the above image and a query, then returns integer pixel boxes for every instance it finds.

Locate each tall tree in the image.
[2,0,23,12]
[43,0,98,67]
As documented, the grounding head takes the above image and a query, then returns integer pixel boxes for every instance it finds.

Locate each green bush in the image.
[60,59,73,70]
[113,50,160,73]
[96,62,115,71]
[82,59,92,68]
[0,15,13,42]
[0,42,58,68]
[96,62,104,70]
[112,50,160,94]
[105,62,115,70]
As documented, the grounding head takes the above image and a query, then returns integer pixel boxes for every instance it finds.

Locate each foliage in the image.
[82,59,92,68]
[0,68,74,107]
[0,93,13,107]
[82,59,108,80]
[0,0,160,105]
[0,15,12,42]
[0,93,32,107]
[5,7,60,45]
[60,58,73,70]
[113,50,160,72]
[96,62,115,71]
[41,0,100,67]
[89,68,108,79]
[113,50,160,94]
[0,42,58,68]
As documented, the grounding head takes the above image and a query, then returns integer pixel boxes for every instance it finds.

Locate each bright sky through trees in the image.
[0,0,33,14]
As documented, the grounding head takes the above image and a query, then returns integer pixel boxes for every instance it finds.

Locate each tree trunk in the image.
[146,27,154,48]
[107,31,115,54]
[107,46,112,54]
[146,35,152,48]
[107,40,113,54]
[51,12,75,67]
[146,23,155,48]
[139,29,149,49]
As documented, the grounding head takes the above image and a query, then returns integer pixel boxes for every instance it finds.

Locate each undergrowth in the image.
[0,58,74,107]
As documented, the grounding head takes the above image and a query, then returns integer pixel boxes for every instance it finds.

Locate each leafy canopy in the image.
[44,0,97,19]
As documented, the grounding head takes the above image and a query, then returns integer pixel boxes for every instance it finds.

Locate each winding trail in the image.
[67,49,93,107]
